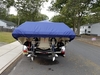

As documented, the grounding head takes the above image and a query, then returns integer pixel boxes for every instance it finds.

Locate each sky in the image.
[9,0,56,19]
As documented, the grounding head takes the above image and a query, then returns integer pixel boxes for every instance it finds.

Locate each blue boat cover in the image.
[12,21,75,41]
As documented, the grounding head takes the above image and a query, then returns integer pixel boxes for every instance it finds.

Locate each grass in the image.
[0,32,16,43]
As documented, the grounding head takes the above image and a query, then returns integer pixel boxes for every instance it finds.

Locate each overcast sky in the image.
[9,0,56,19]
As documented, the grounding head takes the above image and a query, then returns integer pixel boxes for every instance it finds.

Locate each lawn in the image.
[0,32,16,43]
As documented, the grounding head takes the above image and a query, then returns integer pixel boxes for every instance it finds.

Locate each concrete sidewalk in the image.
[0,41,23,74]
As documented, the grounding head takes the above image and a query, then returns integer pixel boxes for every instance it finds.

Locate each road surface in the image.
[8,40,100,75]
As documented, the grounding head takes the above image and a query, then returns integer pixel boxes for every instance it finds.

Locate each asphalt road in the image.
[8,40,100,75]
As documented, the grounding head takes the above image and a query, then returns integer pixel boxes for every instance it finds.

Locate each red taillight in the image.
[23,50,28,53]
[61,50,65,54]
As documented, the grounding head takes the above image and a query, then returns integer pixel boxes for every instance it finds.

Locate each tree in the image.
[0,1,7,19]
[90,0,100,23]
[51,15,66,22]
[0,8,7,19]
[50,0,67,12]
[50,15,73,27]
[50,0,93,35]
[14,0,48,25]
[0,0,14,20]
[6,14,18,25]
[3,0,14,8]
[35,13,49,21]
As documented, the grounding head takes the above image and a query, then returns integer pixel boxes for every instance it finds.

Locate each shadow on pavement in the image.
[34,57,59,65]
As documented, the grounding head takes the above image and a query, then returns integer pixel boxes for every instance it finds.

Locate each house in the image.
[80,24,91,34]
[80,23,100,36]
[0,20,7,28]
[91,23,100,36]
[0,20,17,29]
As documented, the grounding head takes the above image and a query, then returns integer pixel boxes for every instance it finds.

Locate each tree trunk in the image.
[77,23,80,36]
[17,13,20,26]
[77,16,81,36]
[73,19,76,33]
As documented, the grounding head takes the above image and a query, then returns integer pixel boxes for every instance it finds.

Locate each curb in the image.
[0,52,22,75]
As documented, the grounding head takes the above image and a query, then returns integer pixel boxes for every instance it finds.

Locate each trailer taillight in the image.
[61,50,65,54]
[23,50,28,53]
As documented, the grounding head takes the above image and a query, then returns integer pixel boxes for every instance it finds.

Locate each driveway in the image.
[8,40,100,75]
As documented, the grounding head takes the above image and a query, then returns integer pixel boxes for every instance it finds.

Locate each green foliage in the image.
[14,0,49,25]
[50,15,73,27]
[91,0,100,12]
[0,8,7,19]
[3,0,14,8]
[0,0,49,26]
[0,1,7,19]
[90,0,100,23]
[1,0,99,31]
[0,0,14,20]
[50,0,67,12]
[50,0,98,35]
[6,14,18,26]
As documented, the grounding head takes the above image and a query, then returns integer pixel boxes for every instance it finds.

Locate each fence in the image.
[0,26,14,32]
